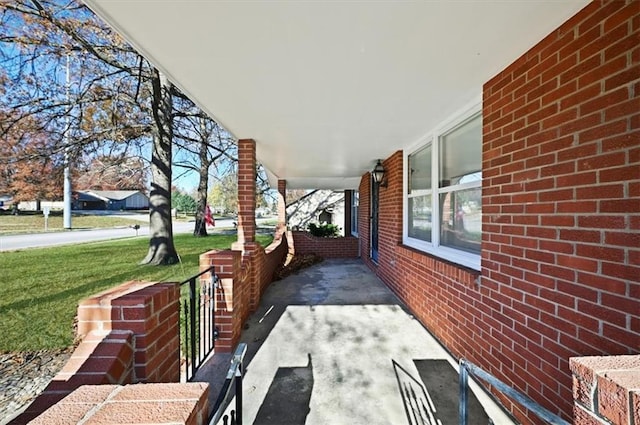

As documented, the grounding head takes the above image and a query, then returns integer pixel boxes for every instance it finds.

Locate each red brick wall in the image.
[482,0,639,419]
[376,152,405,284]
[358,172,371,264]
[361,2,639,423]
[292,231,359,258]
[263,232,289,286]
[77,281,180,383]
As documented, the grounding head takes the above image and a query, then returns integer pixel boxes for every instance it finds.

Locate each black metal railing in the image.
[209,343,248,425]
[180,266,219,381]
[459,359,570,425]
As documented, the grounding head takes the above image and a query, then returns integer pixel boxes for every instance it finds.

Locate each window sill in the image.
[401,238,481,272]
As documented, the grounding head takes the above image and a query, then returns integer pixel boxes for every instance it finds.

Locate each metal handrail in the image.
[179,266,219,381]
[459,359,570,425]
[209,343,248,425]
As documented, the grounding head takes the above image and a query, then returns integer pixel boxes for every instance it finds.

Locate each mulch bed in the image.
[273,254,324,281]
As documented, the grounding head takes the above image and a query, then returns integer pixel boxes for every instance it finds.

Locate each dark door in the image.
[371,176,379,262]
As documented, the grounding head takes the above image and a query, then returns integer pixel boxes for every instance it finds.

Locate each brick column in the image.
[234,138,257,246]
[200,249,243,353]
[231,139,264,317]
[344,189,352,236]
[570,355,640,425]
[77,281,180,383]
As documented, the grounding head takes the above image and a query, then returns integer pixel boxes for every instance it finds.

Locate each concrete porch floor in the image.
[195,258,515,425]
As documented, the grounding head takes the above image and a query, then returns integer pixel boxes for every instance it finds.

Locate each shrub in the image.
[308,222,340,237]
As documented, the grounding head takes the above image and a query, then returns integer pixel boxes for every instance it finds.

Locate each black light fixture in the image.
[372,160,387,187]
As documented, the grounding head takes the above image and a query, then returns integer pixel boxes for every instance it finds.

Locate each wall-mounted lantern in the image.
[372,160,387,187]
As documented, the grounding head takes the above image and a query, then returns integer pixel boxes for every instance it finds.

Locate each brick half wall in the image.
[200,234,288,353]
[292,231,359,258]
[77,280,180,383]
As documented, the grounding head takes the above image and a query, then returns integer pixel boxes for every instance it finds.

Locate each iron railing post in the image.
[182,298,189,381]
[189,278,197,379]
[459,360,468,425]
[209,343,247,425]
[179,266,218,381]
[236,361,243,425]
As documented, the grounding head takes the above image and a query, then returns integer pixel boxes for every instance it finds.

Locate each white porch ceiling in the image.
[83,0,589,190]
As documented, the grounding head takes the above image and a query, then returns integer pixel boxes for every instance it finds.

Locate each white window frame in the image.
[403,98,482,271]
[350,190,359,237]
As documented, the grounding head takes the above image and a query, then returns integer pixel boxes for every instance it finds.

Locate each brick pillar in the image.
[234,138,256,246]
[570,355,640,425]
[231,138,263,316]
[277,179,287,235]
[344,189,352,236]
[77,281,180,383]
[12,282,181,424]
[200,249,243,353]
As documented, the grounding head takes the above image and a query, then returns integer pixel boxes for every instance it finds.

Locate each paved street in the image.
[0,215,239,252]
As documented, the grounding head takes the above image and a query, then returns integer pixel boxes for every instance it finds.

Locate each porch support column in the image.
[231,139,261,313]
[344,190,352,236]
[200,249,243,353]
[233,139,257,247]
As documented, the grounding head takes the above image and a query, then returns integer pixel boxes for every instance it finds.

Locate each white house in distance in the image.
[286,190,345,235]
[74,190,149,211]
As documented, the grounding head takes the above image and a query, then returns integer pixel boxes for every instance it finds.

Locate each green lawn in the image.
[0,233,272,352]
[0,212,142,235]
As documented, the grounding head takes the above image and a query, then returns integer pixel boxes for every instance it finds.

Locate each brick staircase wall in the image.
[11,281,180,424]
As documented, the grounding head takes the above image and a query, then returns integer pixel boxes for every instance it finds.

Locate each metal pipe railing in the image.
[209,343,248,425]
[459,359,570,425]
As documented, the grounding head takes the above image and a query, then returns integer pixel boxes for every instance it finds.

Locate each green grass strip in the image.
[0,233,272,352]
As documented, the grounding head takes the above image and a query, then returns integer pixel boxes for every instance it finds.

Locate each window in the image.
[350,190,359,236]
[408,144,432,242]
[404,109,482,270]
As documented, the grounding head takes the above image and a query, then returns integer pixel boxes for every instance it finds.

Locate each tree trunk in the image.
[140,69,179,265]
[193,117,211,237]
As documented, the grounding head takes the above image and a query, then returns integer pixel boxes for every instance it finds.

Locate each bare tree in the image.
[141,69,178,264]
[75,156,147,190]
[0,0,182,264]
[172,93,235,236]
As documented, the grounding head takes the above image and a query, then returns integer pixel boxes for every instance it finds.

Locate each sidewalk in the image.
[195,259,514,424]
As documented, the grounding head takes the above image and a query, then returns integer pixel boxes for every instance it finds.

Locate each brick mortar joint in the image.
[77,386,125,424]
